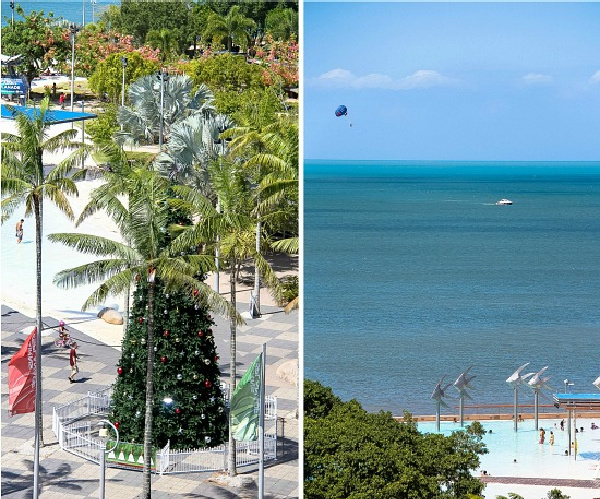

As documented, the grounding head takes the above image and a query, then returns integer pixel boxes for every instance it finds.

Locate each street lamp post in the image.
[10,1,15,28]
[156,69,169,150]
[82,0,85,27]
[97,420,119,499]
[70,23,80,127]
[91,0,97,24]
[120,57,128,131]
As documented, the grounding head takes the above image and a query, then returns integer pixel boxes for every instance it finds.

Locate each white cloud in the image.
[313,68,459,90]
[318,68,354,81]
[397,70,457,89]
[591,70,600,83]
[522,73,553,85]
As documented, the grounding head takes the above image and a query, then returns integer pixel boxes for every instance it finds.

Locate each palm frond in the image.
[271,237,298,254]
[48,232,137,259]
[53,258,135,290]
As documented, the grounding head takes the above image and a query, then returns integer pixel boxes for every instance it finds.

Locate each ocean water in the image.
[1,1,119,27]
[304,160,600,415]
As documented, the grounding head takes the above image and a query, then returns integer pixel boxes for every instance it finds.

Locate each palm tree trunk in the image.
[253,197,261,317]
[33,194,43,499]
[228,262,237,477]
[142,280,156,498]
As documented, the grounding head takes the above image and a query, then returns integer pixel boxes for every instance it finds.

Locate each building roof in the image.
[1,104,97,124]
[553,393,600,409]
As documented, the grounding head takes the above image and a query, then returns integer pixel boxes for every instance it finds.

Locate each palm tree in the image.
[155,112,233,195]
[1,96,88,496]
[223,89,297,315]
[118,74,215,147]
[145,28,178,63]
[48,166,230,498]
[265,6,298,41]
[203,5,255,53]
[169,159,279,477]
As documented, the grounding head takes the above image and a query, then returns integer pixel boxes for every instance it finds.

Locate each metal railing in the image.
[52,386,279,475]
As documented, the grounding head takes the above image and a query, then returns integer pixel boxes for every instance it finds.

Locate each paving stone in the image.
[1,304,298,498]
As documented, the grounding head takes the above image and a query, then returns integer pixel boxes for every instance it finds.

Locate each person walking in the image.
[69,342,79,383]
[59,92,65,109]
[560,419,565,431]
[15,219,24,243]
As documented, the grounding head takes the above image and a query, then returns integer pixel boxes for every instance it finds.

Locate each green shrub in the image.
[272,275,298,306]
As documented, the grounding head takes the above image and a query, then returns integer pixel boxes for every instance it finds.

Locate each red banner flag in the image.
[8,327,37,416]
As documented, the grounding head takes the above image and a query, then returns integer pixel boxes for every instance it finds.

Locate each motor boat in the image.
[496,198,513,205]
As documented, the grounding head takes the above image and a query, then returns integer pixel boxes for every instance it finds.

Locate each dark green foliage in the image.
[304,380,487,499]
[265,6,298,40]
[272,275,298,307]
[187,54,265,93]
[304,379,342,420]
[547,490,570,499]
[86,105,119,144]
[119,0,193,47]
[110,278,228,449]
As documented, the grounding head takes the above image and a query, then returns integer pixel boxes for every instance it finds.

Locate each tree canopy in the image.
[304,380,488,499]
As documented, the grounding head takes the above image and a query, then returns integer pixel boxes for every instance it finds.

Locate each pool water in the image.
[418,418,600,481]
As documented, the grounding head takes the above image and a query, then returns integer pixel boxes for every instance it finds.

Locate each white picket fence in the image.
[52,387,278,474]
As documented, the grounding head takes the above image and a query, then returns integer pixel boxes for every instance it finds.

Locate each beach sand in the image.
[0,120,297,349]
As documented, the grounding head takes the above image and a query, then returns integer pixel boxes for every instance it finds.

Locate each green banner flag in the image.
[230,352,263,442]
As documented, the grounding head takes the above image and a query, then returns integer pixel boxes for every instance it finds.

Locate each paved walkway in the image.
[1,303,299,498]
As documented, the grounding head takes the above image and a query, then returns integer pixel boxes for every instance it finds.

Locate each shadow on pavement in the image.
[1,460,100,498]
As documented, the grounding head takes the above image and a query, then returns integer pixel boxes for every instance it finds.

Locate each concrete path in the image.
[1,303,299,498]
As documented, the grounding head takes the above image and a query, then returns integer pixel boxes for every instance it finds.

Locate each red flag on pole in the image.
[8,327,37,416]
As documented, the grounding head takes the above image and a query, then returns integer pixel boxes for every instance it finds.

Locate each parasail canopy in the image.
[335,105,347,117]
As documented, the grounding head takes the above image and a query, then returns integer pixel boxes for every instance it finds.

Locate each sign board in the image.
[1,77,26,95]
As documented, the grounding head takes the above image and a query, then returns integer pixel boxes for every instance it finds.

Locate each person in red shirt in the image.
[59,92,65,109]
[69,342,78,383]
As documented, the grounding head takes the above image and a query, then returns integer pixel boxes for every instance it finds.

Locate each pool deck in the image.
[410,411,600,422]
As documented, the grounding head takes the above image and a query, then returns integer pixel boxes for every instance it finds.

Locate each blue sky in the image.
[304,2,600,161]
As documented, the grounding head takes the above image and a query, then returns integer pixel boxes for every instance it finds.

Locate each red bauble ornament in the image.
[204,380,212,388]
[164,330,169,337]
[115,421,120,430]
[139,317,143,324]
[175,407,181,414]
[117,366,123,375]
[193,289,199,296]
[161,356,166,363]
[198,330,204,337]
[214,355,219,361]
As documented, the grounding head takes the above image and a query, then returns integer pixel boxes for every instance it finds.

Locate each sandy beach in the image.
[0,119,297,349]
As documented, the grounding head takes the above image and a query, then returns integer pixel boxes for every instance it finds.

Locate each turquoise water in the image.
[1,1,119,27]
[304,160,600,414]
[419,418,599,483]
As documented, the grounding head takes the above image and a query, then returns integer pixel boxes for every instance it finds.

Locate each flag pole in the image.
[258,343,266,499]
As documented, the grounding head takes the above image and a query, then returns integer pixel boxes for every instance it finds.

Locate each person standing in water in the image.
[15,219,24,243]
[550,431,555,445]
[539,428,545,444]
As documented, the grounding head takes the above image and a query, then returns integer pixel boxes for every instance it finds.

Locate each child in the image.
[59,92,65,109]
[58,320,68,340]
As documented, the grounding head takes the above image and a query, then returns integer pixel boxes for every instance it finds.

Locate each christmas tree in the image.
[110,278,229,449]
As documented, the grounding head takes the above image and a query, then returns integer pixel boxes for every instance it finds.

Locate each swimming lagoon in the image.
[418,418,600,498]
